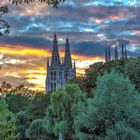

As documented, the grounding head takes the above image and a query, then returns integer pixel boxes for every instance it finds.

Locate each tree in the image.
[102,121,140,140]
[16,111,30,140]
[73,58,138,96]
[28,93,51,120]
[125,58,140,92]
[6,93,31,114]
[75,70,140,139]
[45,83,85,139]
[27,119,48,140]
[0,99,18,140]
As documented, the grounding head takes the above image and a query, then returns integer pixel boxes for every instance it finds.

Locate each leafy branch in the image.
[9,0,66,8]
[0,6,10,36]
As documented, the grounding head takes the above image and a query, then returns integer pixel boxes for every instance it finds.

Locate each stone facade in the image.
[46,33,76,92]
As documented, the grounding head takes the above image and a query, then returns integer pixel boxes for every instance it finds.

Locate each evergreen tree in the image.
[75,70,140,139]
[125,58,140,92]
[102,121,140,140]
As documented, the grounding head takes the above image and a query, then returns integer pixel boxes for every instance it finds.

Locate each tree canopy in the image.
[75,70,140,139]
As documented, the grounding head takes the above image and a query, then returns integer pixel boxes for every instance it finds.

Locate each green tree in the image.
[75,70,140,139]
[45,83,85,139]
[27,119,48,140]
[73,58,138,95]
[102,121,140,140]
[16,111,30,140]
[125,58,140,92]
[28,93,51,119]
[5,93,31,114]
[0,99,17,140]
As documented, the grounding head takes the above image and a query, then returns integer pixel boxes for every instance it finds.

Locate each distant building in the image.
[105,43,128,62]
[46,33,76,92]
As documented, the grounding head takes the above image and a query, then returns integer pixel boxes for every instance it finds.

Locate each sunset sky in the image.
[0,0,140,90]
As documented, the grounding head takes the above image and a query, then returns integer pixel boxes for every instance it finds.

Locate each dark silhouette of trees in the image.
[9,0,66,8]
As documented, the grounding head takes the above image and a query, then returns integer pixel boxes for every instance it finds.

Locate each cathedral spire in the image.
[47,57,50,70]
[108,46,111,61]
[105,45,108,62]
[64,37,72,69]
[115,45,118,60]
[121,44,124,59]
[51,33,61,66]
[124,45,127,59]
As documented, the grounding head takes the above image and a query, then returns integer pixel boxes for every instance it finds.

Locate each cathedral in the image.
[46,33,76,92]
[105,43,128,62]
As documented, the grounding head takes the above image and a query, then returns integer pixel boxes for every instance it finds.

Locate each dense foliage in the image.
[75,69,140,139]
[73,58,140,95]
[0,57,140,140]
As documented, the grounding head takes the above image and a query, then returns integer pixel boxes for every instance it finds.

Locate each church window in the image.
[54,71,56,80]
[51,72,53,80]
[54,83,56,90]
[51,83,53,90]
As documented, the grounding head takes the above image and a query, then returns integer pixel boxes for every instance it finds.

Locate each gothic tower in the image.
[105,44,111,62]
[46,34,76,92]
[124,45,127,59]
[121,45,125,59]
[46,33,66,92]
[64,37,76,82]
[114,45,118,60]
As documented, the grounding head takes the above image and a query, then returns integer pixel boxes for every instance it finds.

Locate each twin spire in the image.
[49,33,73,68]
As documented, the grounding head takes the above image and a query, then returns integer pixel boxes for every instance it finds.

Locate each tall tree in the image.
[75,70,140,139]
[45,83,85,139]
[124,58,140,92]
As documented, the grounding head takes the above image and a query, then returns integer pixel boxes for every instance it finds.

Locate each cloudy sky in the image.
[0,0,140,90]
